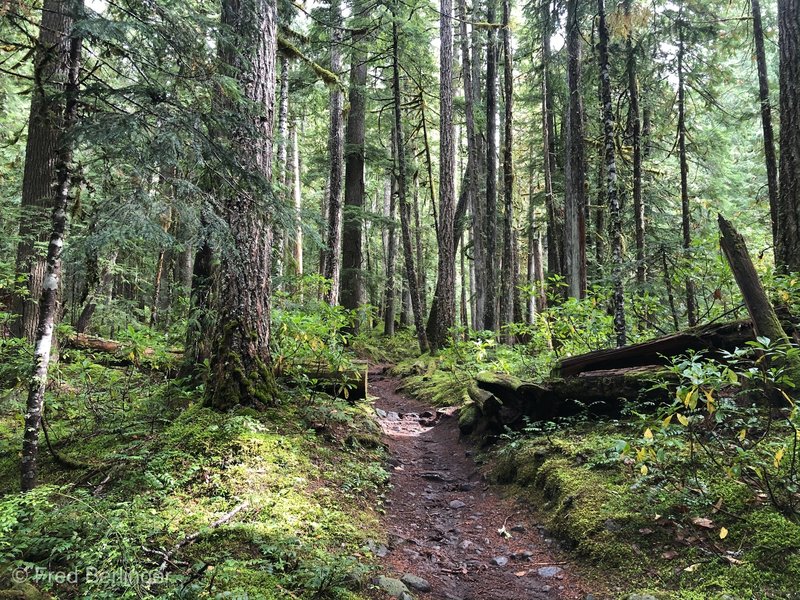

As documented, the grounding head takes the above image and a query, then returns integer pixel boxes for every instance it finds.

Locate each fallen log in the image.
[553,320,755,378]
[466,366,672,436]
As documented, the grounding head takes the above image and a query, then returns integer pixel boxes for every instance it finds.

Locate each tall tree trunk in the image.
[776,0,800,271]
[677,16,697,326]
[427,0,456,351]
[207,0,278,409]
[274,54,290,283]
[627,0,645,286]
[12,0,75,342]
[484,0,499,330]
[383,175,397,335]
[290,123,303,280]
[392,14,429,352]
[341,22,367,315]
[541,0,560,280]
[21,3,81,491]
[322,0,344,305]
[500,0,515,341]
[470,0,487,325]
[750,0,779,255]
[457,0,482,329]
[564,0,587,299]
[599,0,627,346]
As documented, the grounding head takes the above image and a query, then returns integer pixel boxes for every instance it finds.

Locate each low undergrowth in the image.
[0,339,389,599]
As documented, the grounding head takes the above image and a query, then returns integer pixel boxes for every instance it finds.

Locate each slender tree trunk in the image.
[677,17,697,326]
[471,0,487,326]
[341,22,367,315]
[776,0,800,271]
[564,0,587,299]
[12,0,76,341]
[599,0,626,346]
[207,0,278,409]
[322,0,344,305]
[426,0,456,351]
[383,175,397,335]
[541,0,560,280]
[750,0,779,254]
[392,14,429,352]
[662,247,680,331]
[484,0,499,330]
[460,231,469,329]
[290,123,303,280]
[412,167,427,310]
[150,205,173,328]
[274,54,290,283]
[627,0,645,286]
[500,0,515,341]
[21,4,81,491]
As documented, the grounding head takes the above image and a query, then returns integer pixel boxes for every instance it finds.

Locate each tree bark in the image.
[564,0,587,299]
[677,17,697,326]
[341,21,367,315]
[383,174,397,336]
[541,0,560,281]
[499,0,515,341]
[627,0,645,286]
[322,0,344,305]
[12,0,75,342]
[206,0,278,409]
[427,0,456,351]
[749,0,779,257]
[392,13,428,352]
[776,0,800,272]
[719,215,792,347]
[290,123,303,281]
[483,0,499,330]
[273,54,290,283]
[598,0,626,346]
[21,3,81,491]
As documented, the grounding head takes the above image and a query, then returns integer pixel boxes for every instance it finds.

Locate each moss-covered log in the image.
[466,366,672,437]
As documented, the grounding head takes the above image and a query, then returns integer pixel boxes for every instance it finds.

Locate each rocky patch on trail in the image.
[368,367,593,600]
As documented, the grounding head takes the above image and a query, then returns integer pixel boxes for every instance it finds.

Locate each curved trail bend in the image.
[370,366,593,600]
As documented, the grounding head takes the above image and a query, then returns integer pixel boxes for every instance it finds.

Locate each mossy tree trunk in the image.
[22,1,82,491]
[206,0,278,410]
[12,0,76,342]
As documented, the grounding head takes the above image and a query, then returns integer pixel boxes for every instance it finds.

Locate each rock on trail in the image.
[369,366,591,600]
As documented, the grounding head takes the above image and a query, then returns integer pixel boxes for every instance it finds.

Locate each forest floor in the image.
[368,365,594,600]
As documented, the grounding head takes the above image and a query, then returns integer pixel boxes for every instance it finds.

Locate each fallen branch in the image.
[158,501,251,574]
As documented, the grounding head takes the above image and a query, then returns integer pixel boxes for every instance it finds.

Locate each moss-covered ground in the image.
[491,421,800,598]
[0,346,390,599]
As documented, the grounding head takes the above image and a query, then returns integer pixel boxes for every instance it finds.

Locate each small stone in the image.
[375,408,388,418]
[387,411,400,420]
[537,566,564,578]
[459,539,474,550]
[375,575,411,598]
[541,586,552,593]
[510,524,527,533]
[400,593,415,600]
[492,556,509,567]
[401,574,432,592]
[449,500,466,509]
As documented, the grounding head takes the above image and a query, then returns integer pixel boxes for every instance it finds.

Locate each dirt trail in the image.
[370,366,594,600]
